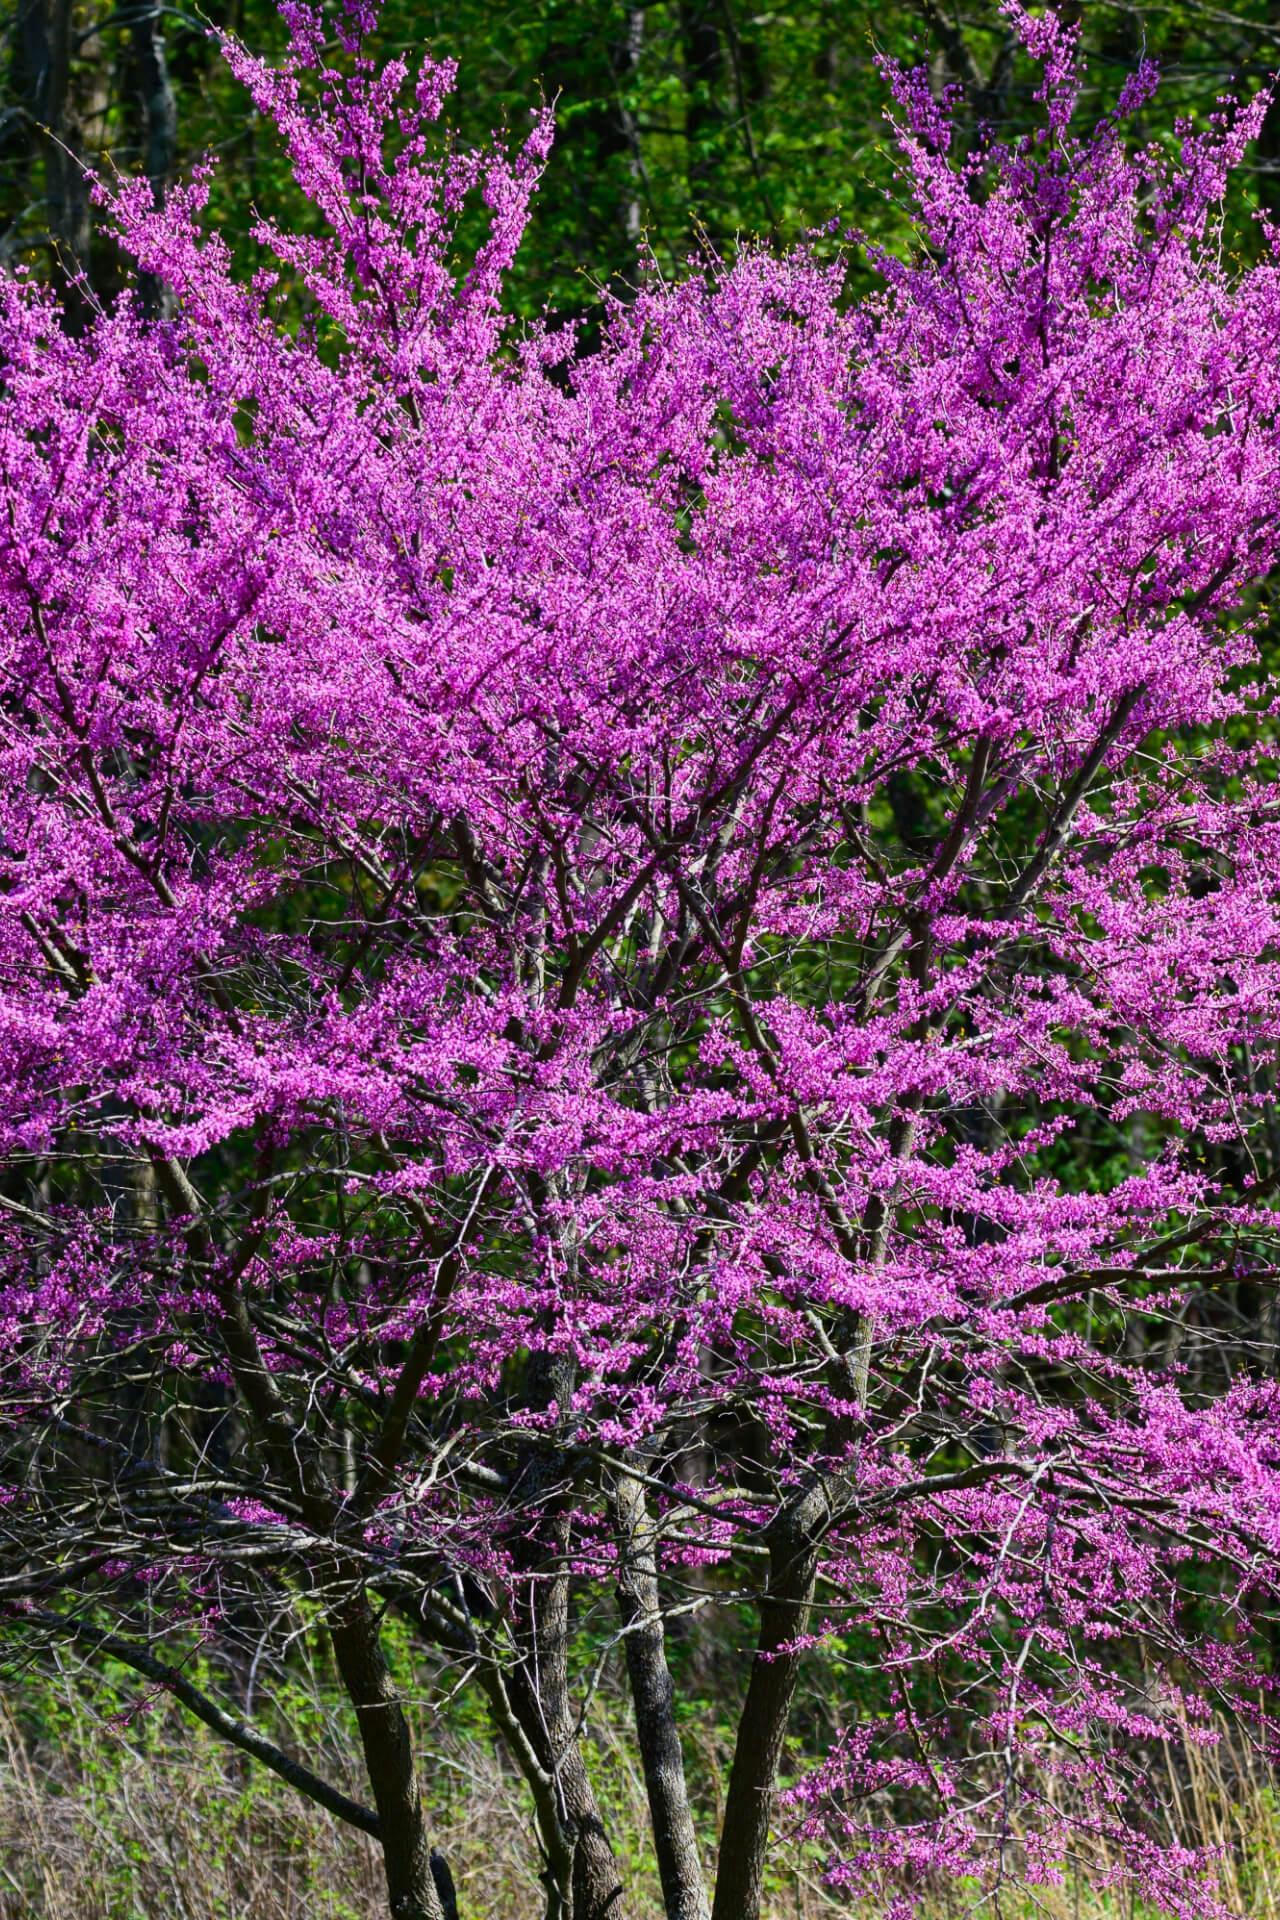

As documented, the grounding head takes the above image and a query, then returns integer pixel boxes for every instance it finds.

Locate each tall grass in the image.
[3,1665,1278,1920]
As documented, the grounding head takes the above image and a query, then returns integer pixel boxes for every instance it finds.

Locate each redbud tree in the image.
[5,7,1280,1918]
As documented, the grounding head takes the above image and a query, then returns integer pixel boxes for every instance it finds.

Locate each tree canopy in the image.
[6,7,1280,1920]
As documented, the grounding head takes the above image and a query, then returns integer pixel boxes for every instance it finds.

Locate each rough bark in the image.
[507,1507,629,1920]
[15,0,96,324]
[614,1469,710,1920]
[392,1581,578,1914]
[508,1198,629,1920]
[126,0,176,318]
[709,1510,821,1920]
[330,1591,448,1920]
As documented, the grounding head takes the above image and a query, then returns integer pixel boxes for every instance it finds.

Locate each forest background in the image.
[7,3,1280,1918]
[14,0,1280,323]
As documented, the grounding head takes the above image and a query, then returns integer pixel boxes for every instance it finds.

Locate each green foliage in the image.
[7,2,1280,322]
[7,1631,1280,1918]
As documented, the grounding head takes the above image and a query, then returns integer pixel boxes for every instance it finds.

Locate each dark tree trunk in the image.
[15,0,97,325]
[614,1469,710,1920]
[126,0,176,318]
[710,1506,822,1920]
[330,1591,448,1920]
[507,1201,629,1920]
[681,0,723,230]
[507,1505,629,1920]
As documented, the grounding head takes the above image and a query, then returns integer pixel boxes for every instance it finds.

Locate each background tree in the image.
[8,0,1280,320]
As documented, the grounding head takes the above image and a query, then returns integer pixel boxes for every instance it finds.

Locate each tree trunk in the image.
[16,0,98,325]
[330,1591,448,1920]
[680,0,723,234]
[710,1512,820,1920]
[614,1469,710,1920]
[127,0,177,318]
[508,1198,628,1920]
[507,1511,629,1920]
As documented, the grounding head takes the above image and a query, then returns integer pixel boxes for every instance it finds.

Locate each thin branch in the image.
[3,1603,381,1837]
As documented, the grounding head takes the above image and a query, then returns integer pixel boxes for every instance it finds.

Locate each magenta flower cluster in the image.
[4,4,1280,1915]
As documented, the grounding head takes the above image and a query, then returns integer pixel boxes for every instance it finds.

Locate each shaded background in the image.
[8,0,1280,326]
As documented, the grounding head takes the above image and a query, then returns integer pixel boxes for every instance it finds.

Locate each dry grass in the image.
[0,1660,647,1920]
[3,1672,1279,1920]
